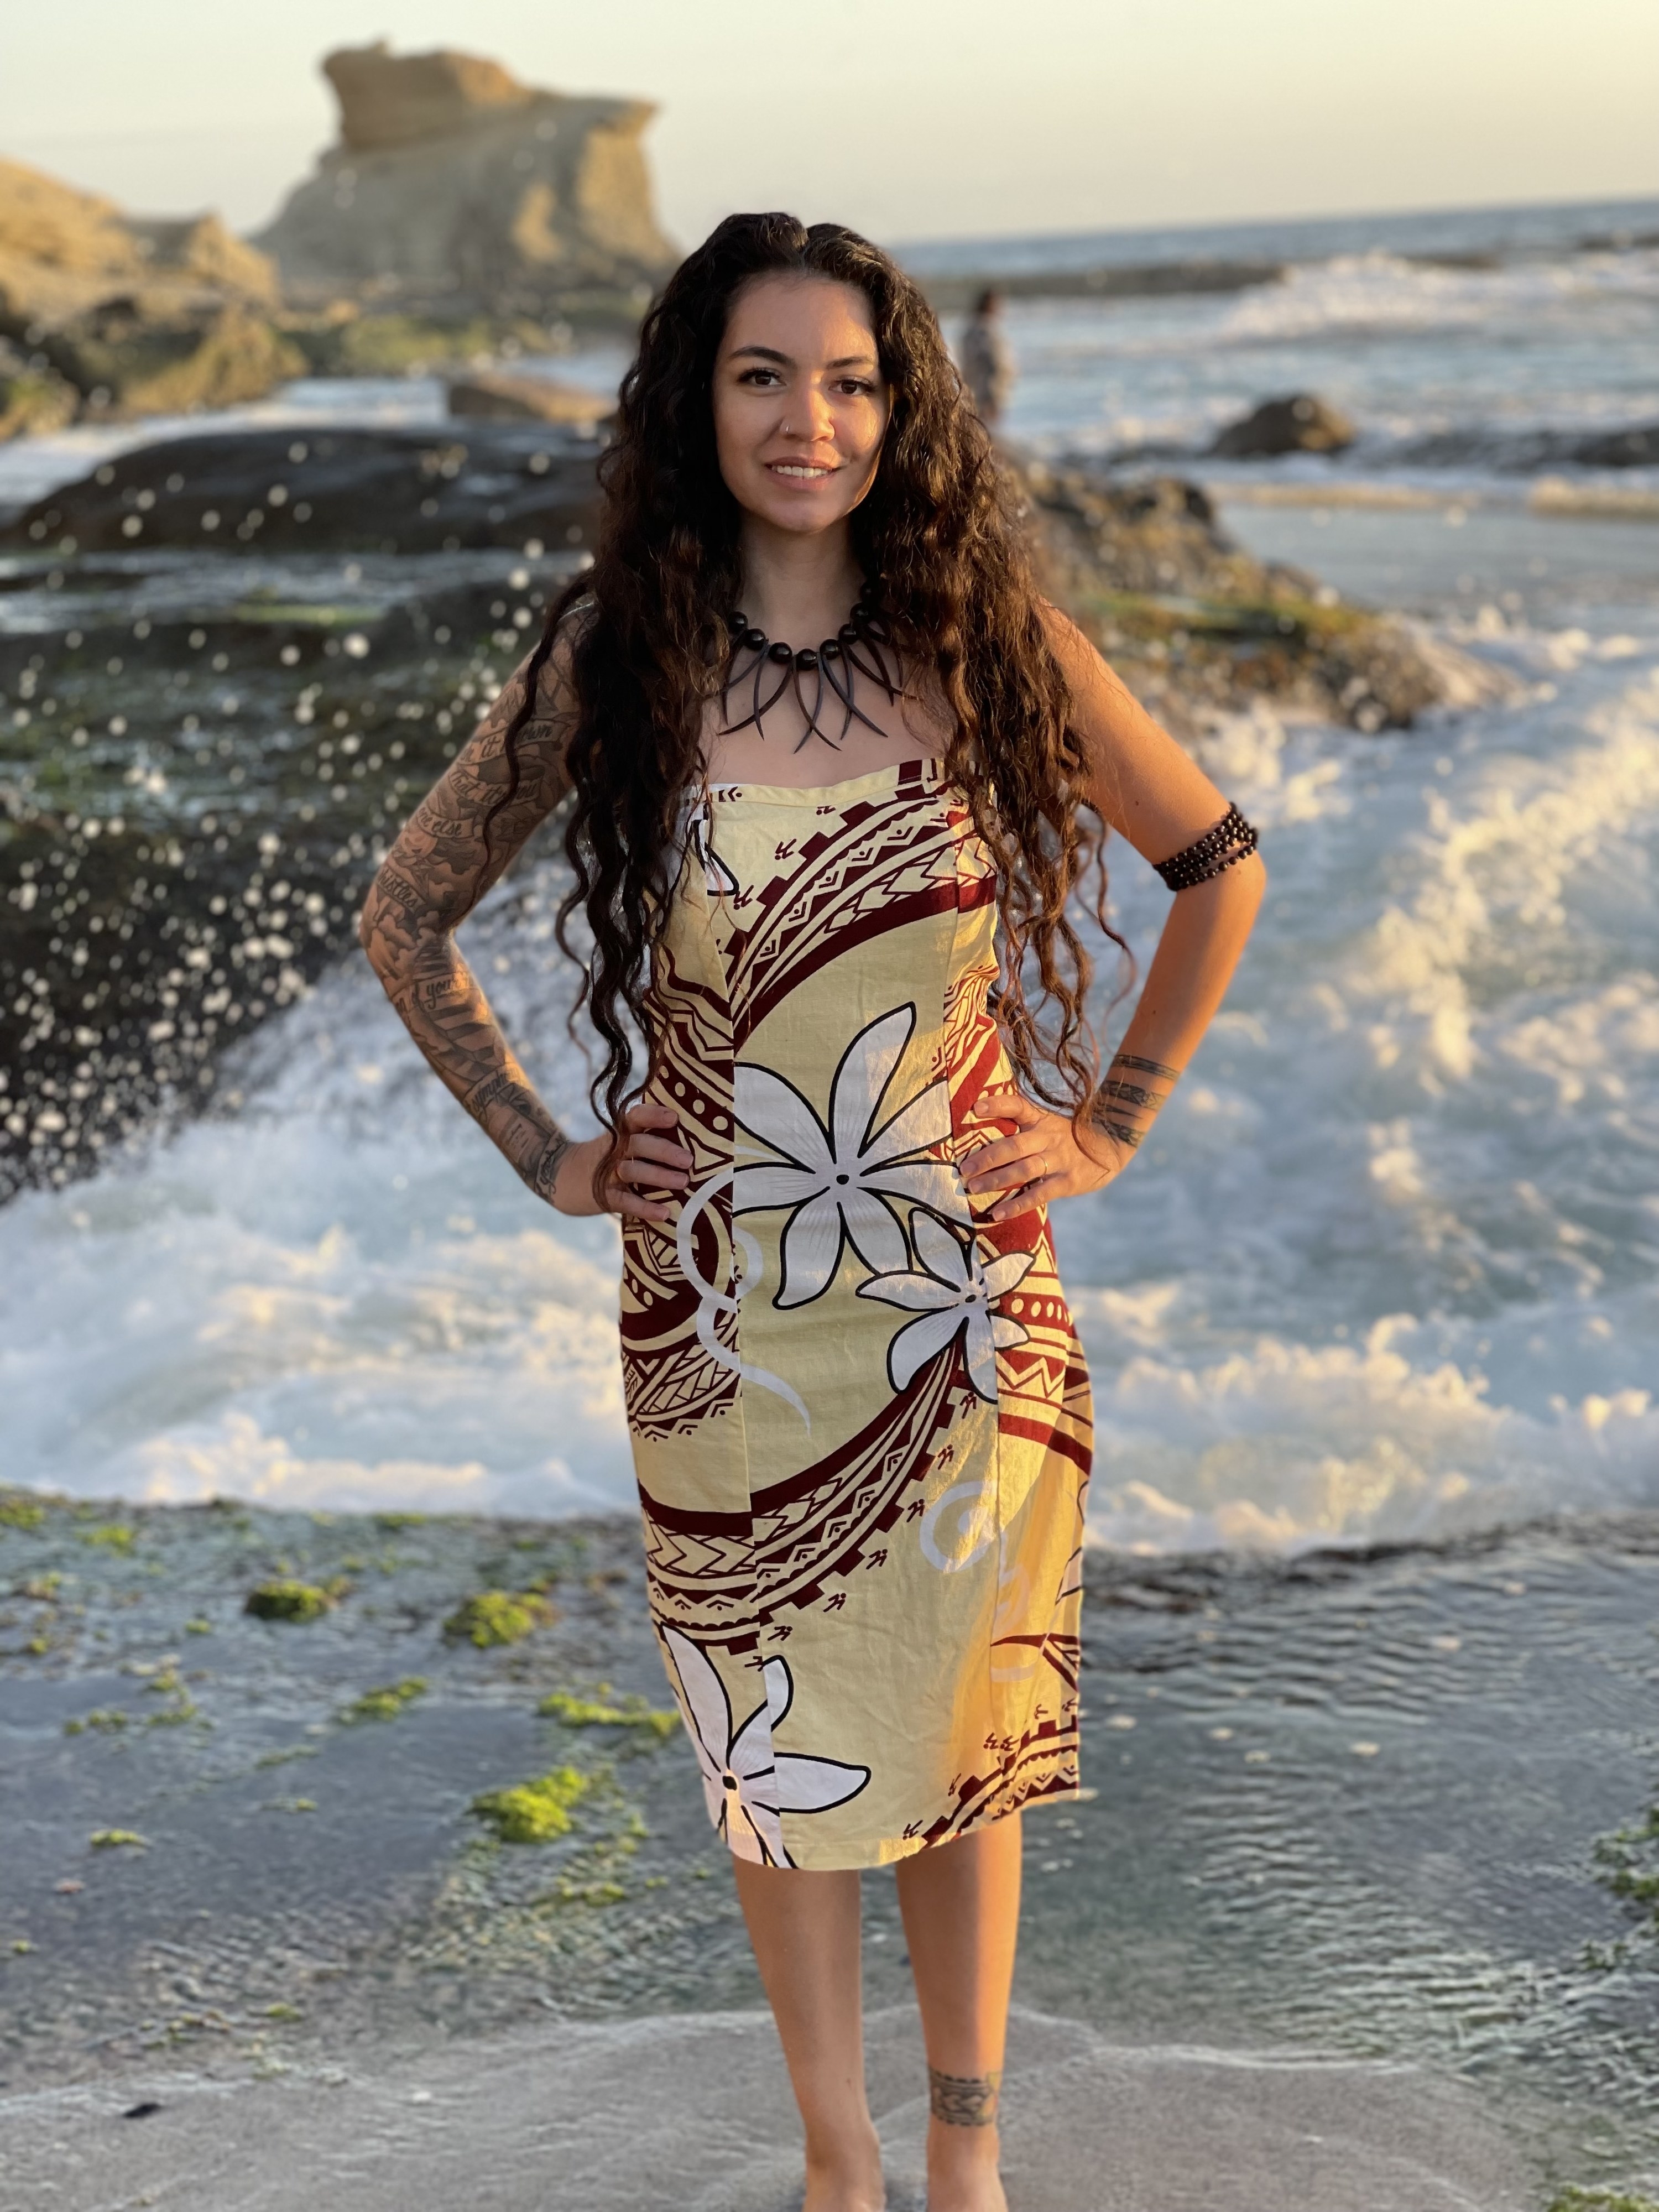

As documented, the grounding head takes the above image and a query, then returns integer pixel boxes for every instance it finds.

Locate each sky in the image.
[3,0,1656,251]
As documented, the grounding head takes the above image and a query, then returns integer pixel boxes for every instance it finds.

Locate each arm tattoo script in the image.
[359,646,578,1202]
[928,2067,1001,2127]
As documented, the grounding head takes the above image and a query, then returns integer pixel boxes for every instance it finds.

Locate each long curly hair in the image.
[492,211,1122,1159]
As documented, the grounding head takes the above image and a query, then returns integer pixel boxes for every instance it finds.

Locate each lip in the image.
[765,459,839,481]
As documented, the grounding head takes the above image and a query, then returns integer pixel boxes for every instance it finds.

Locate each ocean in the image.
[4,195,1655,1549]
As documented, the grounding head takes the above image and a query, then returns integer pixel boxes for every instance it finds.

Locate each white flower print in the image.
[733,1004,970,1309]
[660,1626,870,1867]
[857,1211,1036,1401]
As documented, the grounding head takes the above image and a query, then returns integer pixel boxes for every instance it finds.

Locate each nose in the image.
[782,380,837,444]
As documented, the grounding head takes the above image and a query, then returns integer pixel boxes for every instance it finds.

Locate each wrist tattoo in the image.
[928,2067,1001,2128]
[1099,1077,1165,1112]
[523,1131,571,1202]
[1095,1117,1144,1150]
[1110,1052,1181,1083]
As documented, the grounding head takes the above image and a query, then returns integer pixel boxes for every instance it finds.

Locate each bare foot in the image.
[802,2132,886,2212]
[924,2115,1008,2212]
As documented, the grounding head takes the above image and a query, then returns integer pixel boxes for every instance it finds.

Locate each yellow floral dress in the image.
[620,758,1093,1869]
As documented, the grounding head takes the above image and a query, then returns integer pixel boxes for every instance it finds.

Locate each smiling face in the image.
[712,274,891,538]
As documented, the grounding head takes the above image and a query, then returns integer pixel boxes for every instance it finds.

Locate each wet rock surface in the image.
[1,422,602,555]
[1208,393,1357,457]
[1021,460,1500,733]
[3,1495,1657,2193]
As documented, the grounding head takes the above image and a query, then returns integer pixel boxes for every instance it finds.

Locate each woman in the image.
[361,213,1262,2212]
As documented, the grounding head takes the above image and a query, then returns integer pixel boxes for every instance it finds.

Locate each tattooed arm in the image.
[358,635,691,1221]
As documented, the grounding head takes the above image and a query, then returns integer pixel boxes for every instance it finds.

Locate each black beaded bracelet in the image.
[1154,804,1259,893]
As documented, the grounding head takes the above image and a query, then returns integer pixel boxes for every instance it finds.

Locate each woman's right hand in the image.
[550,1101,693,1224]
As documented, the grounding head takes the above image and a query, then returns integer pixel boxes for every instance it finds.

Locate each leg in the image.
[894,1811,1023,2212]
[732,1858,886,2212]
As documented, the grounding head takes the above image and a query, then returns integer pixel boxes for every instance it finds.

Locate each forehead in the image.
[722,274,879,360]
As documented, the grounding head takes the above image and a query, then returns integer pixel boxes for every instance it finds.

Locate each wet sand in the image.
[2,2001,1530,2212]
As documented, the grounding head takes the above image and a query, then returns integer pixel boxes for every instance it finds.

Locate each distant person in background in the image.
[959,287,1014,429]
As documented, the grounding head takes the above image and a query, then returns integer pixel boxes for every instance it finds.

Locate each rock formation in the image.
[1209,393,1355,458]
[254,43,675,317]
[0,156,295,434]
[1022,460,1501,732]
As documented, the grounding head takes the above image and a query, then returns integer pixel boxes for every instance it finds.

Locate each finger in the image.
[966,1089,1041,1126]
[989,1173,1066,1223]
[614,1155,688,1190]
[624,1134,695,1169]
[624,1102,681,1130]
[963,1150,1051,1194]
[961,1130,1049,1180]
[609,1183,675,1223]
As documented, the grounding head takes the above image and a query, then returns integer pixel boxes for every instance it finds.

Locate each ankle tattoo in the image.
[928,2066,1001,2127]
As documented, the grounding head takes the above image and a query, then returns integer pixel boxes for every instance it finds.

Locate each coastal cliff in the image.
[253,43,676,318]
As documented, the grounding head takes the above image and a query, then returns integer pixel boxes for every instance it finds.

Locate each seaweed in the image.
[88,1828,148,1849]
[469,1767,592,1844]
[340,1676,428,1723]
[539,1689,679,1741]
[443,1590,555,1648]
[245,1578,335,1623]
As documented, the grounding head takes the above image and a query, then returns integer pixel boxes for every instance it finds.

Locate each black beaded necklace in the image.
[718,597,901,752]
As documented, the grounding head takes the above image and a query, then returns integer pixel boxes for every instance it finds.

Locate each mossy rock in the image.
[79,1523,135,1552]
[245,1577,334,1624]
[340,1676,428,1723]
[470,1766,592,1844]
[443,1590,555,1648]
[0,369,78,442]
[540,1690,680,1740]
[89,1828,148,1849]
[0,1492,46,1530]
[1548,2190,1659,2212]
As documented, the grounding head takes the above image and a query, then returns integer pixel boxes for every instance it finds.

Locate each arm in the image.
[358,636,691,1222]
[963,607,1265,1222]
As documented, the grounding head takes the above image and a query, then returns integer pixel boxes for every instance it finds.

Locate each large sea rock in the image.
[1209,394,1356,458]
[253,43,676,318]
[1022,461,1501,732]
[1,423,601,555]
[0,156,296,434]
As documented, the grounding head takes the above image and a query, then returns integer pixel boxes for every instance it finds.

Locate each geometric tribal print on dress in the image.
[619,757,1093,1869]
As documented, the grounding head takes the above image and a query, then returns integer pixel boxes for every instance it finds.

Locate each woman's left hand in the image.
[961,1088,1126,1223]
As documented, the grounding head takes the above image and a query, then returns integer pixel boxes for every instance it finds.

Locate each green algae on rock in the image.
[245,1577,336,1623]
[471,1767,592,1844]
[0,1494,47,1530]
[64,1707,128,1735]
[1593,1802,1659,1936]
[444,1590,555,1648]
[540,1690,679,1740]
[88,1828,148,1849]
[1548,2190,1659,2212]
[340,1676,428,1723]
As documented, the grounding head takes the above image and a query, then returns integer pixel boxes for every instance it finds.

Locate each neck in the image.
[735,515,864,644]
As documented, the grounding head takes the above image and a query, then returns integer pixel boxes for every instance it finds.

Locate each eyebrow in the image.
[727,345,879,369]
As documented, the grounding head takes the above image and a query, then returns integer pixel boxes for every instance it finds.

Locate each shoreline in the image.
[0,2001,1536,2212]
[4,1490,1658,2200]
